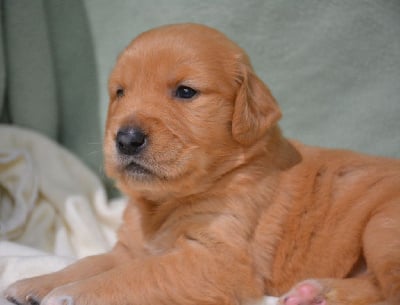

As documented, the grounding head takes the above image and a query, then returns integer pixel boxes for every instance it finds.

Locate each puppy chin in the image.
[125,161,153,178]
[103,154,149,183]
[116,156,157,182]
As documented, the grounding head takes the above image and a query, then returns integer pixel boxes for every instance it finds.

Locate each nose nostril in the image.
[116,128,147,155]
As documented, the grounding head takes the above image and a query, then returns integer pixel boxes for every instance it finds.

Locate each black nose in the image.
[116,127,147,155]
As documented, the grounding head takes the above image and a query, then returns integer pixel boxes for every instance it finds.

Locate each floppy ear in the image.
[232,66,282,145]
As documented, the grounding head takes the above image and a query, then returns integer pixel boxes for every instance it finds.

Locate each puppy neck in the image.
[127,126,301,239]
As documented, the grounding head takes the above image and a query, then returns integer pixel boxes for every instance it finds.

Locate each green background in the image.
[1,0,399,192]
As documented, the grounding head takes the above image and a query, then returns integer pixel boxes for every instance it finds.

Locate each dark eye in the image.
[174,85,198,100]
[116,87,125,99]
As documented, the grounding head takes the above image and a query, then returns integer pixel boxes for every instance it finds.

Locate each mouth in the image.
[120,159,154,179]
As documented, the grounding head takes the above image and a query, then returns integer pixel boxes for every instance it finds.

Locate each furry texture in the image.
[4,23,400,305]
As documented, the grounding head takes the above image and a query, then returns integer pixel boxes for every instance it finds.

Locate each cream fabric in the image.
[0,125,126,302]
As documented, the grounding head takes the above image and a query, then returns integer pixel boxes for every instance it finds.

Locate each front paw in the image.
[40,282,104,305]
[4,275,56,305]
[42,293,75,305]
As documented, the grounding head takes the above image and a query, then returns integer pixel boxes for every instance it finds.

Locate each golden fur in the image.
[5,23,400,305]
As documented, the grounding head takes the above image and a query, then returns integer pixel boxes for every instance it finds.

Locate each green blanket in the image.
[1,0,399,188]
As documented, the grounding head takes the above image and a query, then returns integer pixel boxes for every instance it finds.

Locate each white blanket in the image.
[0,125,126,304]
[0,125,277,305]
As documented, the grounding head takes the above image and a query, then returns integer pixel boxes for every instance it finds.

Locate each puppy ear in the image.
[232,66,281,145]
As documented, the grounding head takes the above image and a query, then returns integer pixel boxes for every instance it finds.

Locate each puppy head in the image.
[104,23,281,200]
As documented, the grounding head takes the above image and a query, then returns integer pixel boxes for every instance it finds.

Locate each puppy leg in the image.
[279,275,384,305]
[363,198,400,305]
[4,243,130,305]
[37,244,264,305]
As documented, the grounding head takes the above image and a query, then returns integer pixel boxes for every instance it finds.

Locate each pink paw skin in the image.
[280,280,327,305]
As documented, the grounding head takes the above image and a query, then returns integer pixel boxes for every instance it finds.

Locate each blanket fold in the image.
[0,125,126,298]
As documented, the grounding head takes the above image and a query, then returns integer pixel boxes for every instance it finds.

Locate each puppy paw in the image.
[42,294,74,305]
[279,280,327,305]
[41,282,99,305]
[4,275,59,305]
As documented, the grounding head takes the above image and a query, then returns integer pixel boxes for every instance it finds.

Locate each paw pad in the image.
[280,280,327,305]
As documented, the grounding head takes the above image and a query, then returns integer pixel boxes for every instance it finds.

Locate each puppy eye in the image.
[174,85,198,100]
[116,87,125,99]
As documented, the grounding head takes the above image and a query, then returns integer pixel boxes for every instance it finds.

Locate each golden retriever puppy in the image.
[5,23,400,305]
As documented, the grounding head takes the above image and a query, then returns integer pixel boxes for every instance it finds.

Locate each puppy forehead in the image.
[113,24,244,84]
[128,23,240,58]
